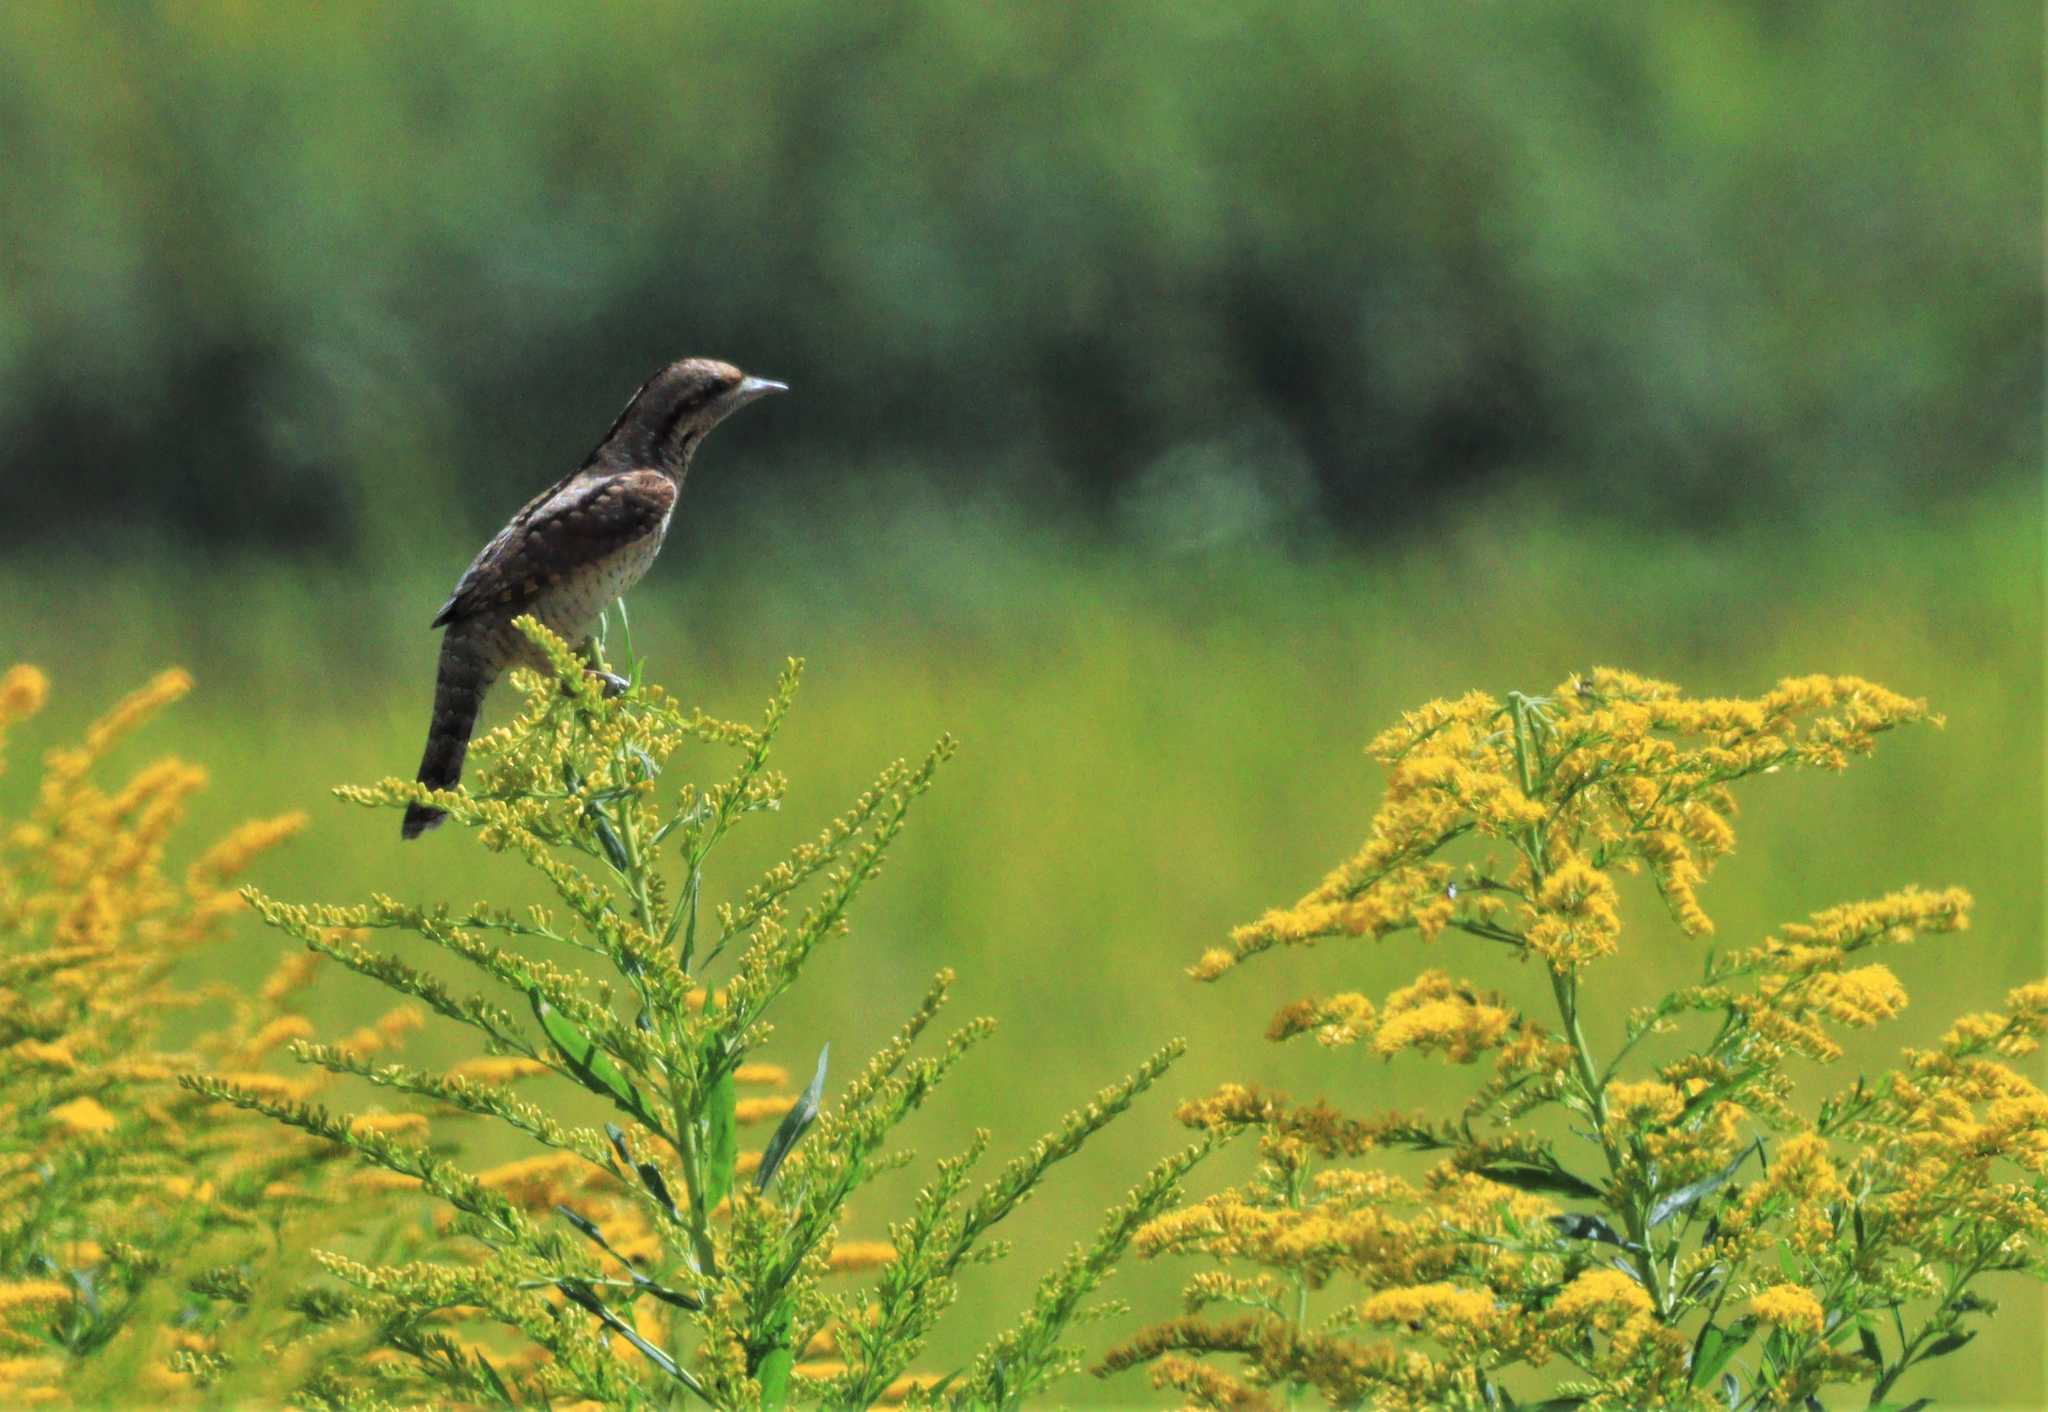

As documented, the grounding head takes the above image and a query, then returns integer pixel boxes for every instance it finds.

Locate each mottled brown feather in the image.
[430,469,678,629]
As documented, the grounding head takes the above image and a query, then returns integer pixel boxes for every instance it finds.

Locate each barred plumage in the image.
[402,357,784,839]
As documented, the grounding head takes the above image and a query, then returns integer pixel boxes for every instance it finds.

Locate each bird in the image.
[401,357,786,839]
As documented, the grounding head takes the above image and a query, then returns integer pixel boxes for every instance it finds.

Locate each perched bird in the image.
[402,357,785,839]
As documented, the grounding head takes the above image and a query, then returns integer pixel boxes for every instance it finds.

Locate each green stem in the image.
[672,1086,721,1279]
[1868,1251,1990,1403]
[1551,960,1667,1316]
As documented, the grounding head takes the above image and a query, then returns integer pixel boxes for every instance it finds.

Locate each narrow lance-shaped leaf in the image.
[757,1044,829,1191]
[554,1205,700,1310]
[589,802,631,870]
[1691,1319,1753,1387]
[1650,1139,1763,1229]
[477,1353,518,1408]
[1921,1329,1977,1360]
[557,1280,704,1395]
[636,1160,681,1223]
[1551,1212,1639,1251]
[702,1067,740,1209]
[601,1123,683,1223]
[1475,1158,1605,1202]
[756,1347,794,1410]
[530,993,649,1125]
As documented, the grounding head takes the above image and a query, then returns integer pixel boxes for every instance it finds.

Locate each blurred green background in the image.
[2,2,2041,1406]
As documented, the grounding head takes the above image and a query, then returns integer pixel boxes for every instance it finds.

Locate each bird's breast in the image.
[530,526,669,644]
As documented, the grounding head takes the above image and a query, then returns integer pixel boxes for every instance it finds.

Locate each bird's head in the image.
[588,357,787,473]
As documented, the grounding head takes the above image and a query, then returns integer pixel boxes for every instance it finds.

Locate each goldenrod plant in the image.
[1103,669,2047,1410]
[199,617,1197,1410]
[0,664,406,1405]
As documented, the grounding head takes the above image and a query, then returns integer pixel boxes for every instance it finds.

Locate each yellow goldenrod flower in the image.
[205,1071,317,1103]
[735,1062,791,1087]
[1606,1080,1685,1126]
[240,1014,316,1063]
[1358,1281,1496,1329]
[348,1112,430,1139]
[1776,887,1973,952]
[735,1096,796,1125]
[1551,1268,1652,1326]
[0,1282,73,1315]
[187,811,308,888]
[338,1005,426,1056]
[350,1170,426,1195]
[444,1056,552,1083]
[827,1241,897,1273]
[1370,972,1513,1062]
[259,950,323,1002]
[1807,964,1909,1027]
[880,1373,944,1404]
[1267,991,1376,1046]
[0,1355,63,1392]
[1749,1283,1824,1336]
[0,666,48,746]
[5,1040,76,1071]
[476,1153,583,1208]
[48,1096,118,1136]
[1527,857,1623,966]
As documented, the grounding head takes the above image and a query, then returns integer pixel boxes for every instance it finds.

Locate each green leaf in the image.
[1473,1159,1604,1201]
[1551,1211,1638,1250]
[590,807,630,870]
[757,1044,828,1191]
[702,1067,739,1209]
[1649,1139,1762,1228]
[558,1281,704,1395]
[1858,1323,1883,1368]
[756,1347,794,1410]
[555,1205,699,1308]
[1692,1318,1753,1386]
[1922,1328,1976,1360]
[476,1352,517,1407]
[530,994,647,1122]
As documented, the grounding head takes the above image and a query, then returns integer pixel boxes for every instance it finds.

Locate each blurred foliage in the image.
[1,2,2038,554]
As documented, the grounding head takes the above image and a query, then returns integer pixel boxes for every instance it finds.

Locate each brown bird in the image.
[402,357,785,839]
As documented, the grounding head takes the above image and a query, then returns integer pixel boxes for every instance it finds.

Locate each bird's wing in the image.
[430,469,677,628]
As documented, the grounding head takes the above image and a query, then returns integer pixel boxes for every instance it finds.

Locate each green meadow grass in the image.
[3,485,2041,1405]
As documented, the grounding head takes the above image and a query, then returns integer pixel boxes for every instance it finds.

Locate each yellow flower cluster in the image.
[1194,669,1934,983]
[1266,973,1517,1064]
[1370,972,1516,1062]
[0,664,400,1394]
[1526,855,1622,966]
[1118,669,2048,1412]
[1749,1283,1825,1336]
[1550,1267,1652,1324]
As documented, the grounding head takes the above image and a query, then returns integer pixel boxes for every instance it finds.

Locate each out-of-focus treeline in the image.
[1,3,2037,557]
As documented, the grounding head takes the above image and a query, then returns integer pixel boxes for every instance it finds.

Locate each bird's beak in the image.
[733,375,788,405]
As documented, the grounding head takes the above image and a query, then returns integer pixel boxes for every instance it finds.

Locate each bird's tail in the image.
[402,635,496,840]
